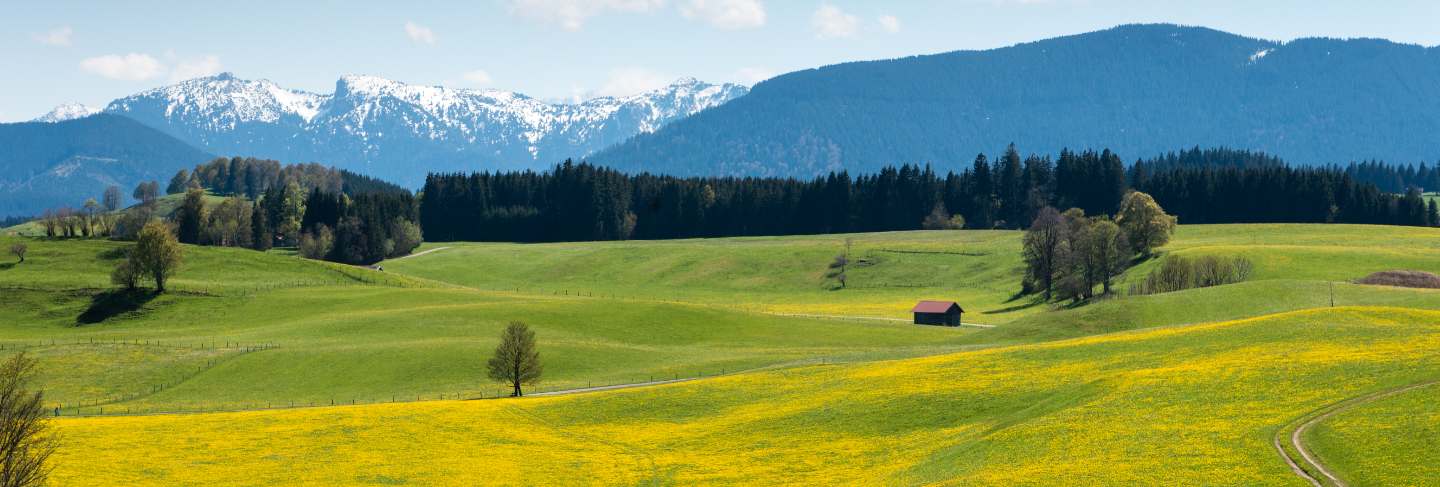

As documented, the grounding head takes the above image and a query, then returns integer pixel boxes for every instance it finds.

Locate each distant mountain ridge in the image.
[593,24,1440,177]
[0,114,214,217]
[99,73,748,186]
[31,103,101,123]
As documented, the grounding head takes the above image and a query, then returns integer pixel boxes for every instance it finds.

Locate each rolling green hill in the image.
[48,306,1440,485]
[4,223,1440,484]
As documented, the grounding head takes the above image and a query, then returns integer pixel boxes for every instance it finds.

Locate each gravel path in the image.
[390,246,451,260]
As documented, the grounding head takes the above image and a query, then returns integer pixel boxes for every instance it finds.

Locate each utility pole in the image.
[1330,281,1335,308]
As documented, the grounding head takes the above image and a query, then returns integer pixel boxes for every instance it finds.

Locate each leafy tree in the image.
[110,257,138,290]
[8,243,25,263]
[174,189,206,245]
[81,198,103,237]
[275,182,307,247]
[131,222,182,293]
[166,169,191,195]
[1056,208,1097,301]
[102,185,122,212]
[203,198,254,247]
[132,181,160,206]
[113,205,155,241]
[0,352,58,487]
[1116,191,1177,256]
[1086,218,1132,294]
[387,218,423,257]
[1022,207,1066,299]
[298,224,334,260]
[487,321,543,397]
[921,203,963,230]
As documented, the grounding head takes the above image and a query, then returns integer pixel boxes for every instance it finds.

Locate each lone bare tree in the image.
[487,321,542,397]
[7,244,24,264]
[0,352,58,487]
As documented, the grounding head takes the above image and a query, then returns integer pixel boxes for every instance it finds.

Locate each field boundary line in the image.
[56,343,281,416]
[1274,379,1440,487]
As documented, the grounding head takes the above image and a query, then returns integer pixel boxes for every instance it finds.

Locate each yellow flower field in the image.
[50,306,1440,485]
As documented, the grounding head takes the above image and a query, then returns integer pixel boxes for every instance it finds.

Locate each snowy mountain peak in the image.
[32,102,101,123]
[334,74,409,97]
[107,74,325,130]
[100,73,748,186]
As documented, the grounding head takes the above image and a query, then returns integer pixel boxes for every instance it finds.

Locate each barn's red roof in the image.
[911,300,963,313]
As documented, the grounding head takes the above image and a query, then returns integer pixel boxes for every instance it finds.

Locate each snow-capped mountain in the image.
[99,73,748,186]
[31,103,101,123]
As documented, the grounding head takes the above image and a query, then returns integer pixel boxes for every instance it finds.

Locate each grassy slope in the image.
[386,224,1440,338]
[7,223,1440,483]
[8,224,1440,410]
[0,235,974,410]
[383,230,1030,323]
[49,307,1440,485]
[1306,383,1440,485]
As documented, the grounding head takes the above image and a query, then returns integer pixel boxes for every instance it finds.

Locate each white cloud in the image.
[34,26,73,47]
[169,55,224,82]
[461,69,494,86]
[79,53,164,81]
[877,15,901,34]
[680,0,765,30]
[593,67,672,97]
[811,4,858,40]
[508,0,667,31]
[405,21,437,45]
[731,66,775,85]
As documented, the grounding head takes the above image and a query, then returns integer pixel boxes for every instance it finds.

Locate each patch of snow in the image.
[1249,48,1274,63]
[31,103,100,123]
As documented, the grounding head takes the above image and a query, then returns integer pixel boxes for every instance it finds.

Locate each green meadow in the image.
[2,223,1440,484]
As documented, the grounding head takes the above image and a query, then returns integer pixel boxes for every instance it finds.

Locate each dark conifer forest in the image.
[420,147,1437,243]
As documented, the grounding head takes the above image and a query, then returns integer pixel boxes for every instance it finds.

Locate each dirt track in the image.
[1275,380,1439,487]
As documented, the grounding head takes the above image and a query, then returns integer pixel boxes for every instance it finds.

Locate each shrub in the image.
[1130,254,1253,295]
[298,224,335,260]
[1356,270,1440,289]
[922,203,963,230]
[8,243,25,263]
[110,258,139,290]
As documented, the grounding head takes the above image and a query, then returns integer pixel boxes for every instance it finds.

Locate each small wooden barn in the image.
[911,300,964,326]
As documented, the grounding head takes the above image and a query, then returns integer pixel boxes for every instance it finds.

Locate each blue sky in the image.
[3,0,1438,122]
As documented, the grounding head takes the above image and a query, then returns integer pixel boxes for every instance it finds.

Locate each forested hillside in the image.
[594,24,1440,177]
[0,115,213,217]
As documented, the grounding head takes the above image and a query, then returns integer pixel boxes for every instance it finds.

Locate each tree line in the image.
[1138,147,1440,194]
[167,156,407,199]
[421,146,1431,243]
[166,181,420,265]
[25,156,422,266]
[1131,148,1436,226]
[420,147,1126,242]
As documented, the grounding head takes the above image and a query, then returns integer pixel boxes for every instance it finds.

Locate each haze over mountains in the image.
[597,24,1440,176]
